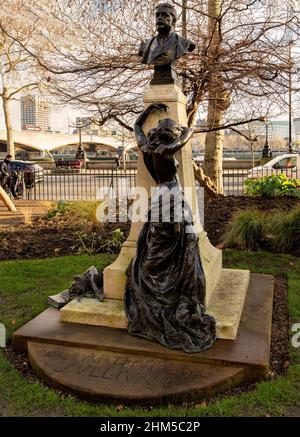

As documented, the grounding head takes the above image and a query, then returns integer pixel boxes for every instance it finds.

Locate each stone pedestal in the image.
[61,268,250,340]
[13,273,274,404]
[60,83,250,341]
[103,83,222,304]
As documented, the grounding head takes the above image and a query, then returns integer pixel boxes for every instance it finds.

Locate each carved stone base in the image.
[102,240,136,300]
[27,341,244,404]
[207,268,250,339]
[60,298,127,329]
[12,273,274,404]
[61,268,250,340]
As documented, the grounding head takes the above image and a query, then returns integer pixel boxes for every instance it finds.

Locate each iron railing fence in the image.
[14,167,137,201]
[5,165,299,200]
[222,166,299,196]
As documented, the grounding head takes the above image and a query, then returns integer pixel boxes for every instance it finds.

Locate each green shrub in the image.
[224,206,300,254]
[46,200,70,218]
[46,200,101,225]
[244,174,300,198]
[224,209,266,250]
[271,208,300,252]
[96,228,124,253]
[74,228,125,255]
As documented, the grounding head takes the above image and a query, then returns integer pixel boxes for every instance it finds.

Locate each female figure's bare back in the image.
[134,103,192,184]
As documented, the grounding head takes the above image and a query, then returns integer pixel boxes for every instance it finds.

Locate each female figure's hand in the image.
[148,103,169,113]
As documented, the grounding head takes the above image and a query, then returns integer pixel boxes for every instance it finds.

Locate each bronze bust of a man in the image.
[138,2,195,84]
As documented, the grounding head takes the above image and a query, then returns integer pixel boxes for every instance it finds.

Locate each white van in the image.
[248,154,300,179]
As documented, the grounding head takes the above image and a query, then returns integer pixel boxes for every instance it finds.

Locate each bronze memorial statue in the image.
[139,2,195,84]
[125,3,216,353]
[124,103,216,353]
[51,2,216,353]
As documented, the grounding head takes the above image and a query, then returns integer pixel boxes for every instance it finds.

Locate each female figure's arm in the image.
[134,103,168,148]
[156,127,193,154]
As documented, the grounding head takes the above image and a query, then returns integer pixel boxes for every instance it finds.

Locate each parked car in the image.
[0,160,44,189]
[193,155,236,166]
[55,158,84,170]
[248,154,300,179]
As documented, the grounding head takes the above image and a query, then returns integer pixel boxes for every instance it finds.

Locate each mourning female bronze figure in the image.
[124,103,216,353]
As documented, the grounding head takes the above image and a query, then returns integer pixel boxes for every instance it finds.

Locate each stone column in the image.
[103,83,222,304]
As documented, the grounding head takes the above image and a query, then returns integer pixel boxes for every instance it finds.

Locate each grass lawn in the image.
[0,250,299,417]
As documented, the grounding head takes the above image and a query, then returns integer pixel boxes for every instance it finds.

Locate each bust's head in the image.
[155,3,177,34]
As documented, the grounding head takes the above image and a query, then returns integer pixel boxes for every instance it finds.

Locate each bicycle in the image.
[4,171,24,199]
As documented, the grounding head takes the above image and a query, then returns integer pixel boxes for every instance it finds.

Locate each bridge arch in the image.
[0,130,135,155]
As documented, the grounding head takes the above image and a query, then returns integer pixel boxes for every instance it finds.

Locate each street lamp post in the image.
[69,118,92,160]
[262,120,272,159]
[78,124,82,149]
[249,136,257,169]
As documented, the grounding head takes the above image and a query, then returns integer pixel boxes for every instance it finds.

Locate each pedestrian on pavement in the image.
[0,154,12,189]
[115,156,120,169]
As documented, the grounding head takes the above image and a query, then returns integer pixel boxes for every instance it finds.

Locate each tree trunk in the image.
[193,162,218,198]
[202,0,226,195]
[2,88,15,159]
[203,91,226,194]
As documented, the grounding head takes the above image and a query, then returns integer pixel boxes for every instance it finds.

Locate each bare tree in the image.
[202,0,230,194]
[0,1,44,157]
[231,122,263,167]
[181,0,300,192]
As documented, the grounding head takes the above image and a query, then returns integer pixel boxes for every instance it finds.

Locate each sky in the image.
[0,98,89,133]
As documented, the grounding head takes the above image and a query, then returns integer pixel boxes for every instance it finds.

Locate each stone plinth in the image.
[60,298,127,329]
[28,341,244,404]
[12,273,274,404]
[206,268,250,339]
[60,268,250,340]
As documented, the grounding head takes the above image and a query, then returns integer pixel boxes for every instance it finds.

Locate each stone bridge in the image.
[0,130,135,154]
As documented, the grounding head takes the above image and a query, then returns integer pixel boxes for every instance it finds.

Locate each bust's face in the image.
[155,7,174,34]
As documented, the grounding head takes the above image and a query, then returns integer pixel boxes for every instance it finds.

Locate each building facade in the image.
[21,95,51,131]
[75,117,99,134]
[294,117,300,140]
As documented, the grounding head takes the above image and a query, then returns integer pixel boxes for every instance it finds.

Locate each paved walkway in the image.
[0,200,52,227]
